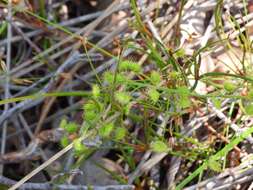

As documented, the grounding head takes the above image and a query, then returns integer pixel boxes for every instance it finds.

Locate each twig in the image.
[0,11,103,47]
[128,153,167,184]
[184,164,253,190]
[21,1,127,75]
[10,21,59,69]
[10,116,26,149]
[4,101,82,141]
[0,175,134,190]
[0,51,96,126]
[205,123,241,152]
[11,22,42,53]
[0,128,64,164]
[0,0,11,174]
[0,1,128,83]
[18,112,50,164]
[166,157,181,189]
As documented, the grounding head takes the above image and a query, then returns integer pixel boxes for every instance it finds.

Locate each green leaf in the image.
[60,119,78,133]
[59,118,67,129]
[115,91,131,105]
[83,101,98,112]
[83,101,100,122]
[245,104,253,115]
[208,159,222,172]
[65,122,78,133]
[103,71,127,85]
[174,48,185,58]
[151,140,169,152]
[177,86,191,95]
[119,60,141,73]
[177,87,191,109]
[92,84,100,99]
[73,139,87,155]
[124,103,132,115]
[150,71,161,85]
[60,136,69,147]
[179,95,191,109]
[149,88,160,103]
[212,97,222,109]
[169,71,180,80]
[0,21,7,36]
[223,81,236,92]
[248,89,253,99]
[114,127,127,141]
[99,123,114,137]
[84,110,97,121]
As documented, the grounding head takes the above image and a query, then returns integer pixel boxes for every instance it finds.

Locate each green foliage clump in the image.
[92,84,100,99]
[150,71,161,85]
[73,139,88,155]
[150,140,169,153]
[114,127,127,141]
[177,87,191,109]
[119,60,141,73]
[244,103,253,115]
[60,135,69,148]
[223,81,236,92]
[247,89,253,99]
[103,71,127,85]
[208,159,222,172]
[60,119,78,133]
[83,100,100,122]
[115,91,131,105]
[148,88,160,103]
[99,123,115,138]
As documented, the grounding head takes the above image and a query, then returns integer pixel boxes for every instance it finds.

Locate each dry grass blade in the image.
[8,142,74,190]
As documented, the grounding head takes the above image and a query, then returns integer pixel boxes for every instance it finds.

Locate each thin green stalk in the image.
[199,72,253,83]
[174,0,187,46]
[82,41,102,85]
[0,91,90,105]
